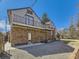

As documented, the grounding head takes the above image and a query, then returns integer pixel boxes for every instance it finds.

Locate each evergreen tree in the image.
[41,13,50,24]
[77,14,79,28]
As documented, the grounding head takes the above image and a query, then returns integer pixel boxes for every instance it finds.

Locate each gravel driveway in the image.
[1,41,74,59]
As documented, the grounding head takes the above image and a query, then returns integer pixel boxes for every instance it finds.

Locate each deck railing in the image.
[13,14,52,29]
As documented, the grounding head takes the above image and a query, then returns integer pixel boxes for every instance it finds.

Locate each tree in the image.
[69,25,76,38]
[41,13,50,24]
[77,20,79,28]
[69,17,76,39]
[59,28,69,39]
[76,14,79,28]
[0,32,3,39]
[0,32,3,51]
[76,14,79,38]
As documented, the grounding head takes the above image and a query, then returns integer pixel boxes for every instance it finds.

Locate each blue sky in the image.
[0,0,79,32]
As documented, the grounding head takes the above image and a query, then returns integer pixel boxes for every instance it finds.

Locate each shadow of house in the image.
[19,41,74,57]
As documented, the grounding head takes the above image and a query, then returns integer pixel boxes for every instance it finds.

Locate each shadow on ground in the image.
[0,51,12,59]
[18,41,74,57]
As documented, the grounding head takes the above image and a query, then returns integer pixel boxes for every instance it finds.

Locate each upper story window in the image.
[28,16,34,25]
[27,9,33,15]
[13,14,25,24]
[25,14,34,26]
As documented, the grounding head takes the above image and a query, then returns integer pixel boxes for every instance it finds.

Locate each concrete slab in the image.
[5,41,74,59]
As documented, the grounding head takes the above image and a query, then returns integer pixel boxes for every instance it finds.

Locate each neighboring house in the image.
[7,7,55,46]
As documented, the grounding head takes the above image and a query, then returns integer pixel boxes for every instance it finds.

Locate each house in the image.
[7,7,55,46]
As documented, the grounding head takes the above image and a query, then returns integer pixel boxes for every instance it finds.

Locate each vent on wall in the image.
[27,9,33,15]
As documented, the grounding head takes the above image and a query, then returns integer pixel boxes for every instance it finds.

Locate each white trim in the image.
[12,22,54,30]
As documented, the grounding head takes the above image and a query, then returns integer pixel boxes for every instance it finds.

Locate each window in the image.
[28,16,34,25]
[13,14,25,24]
[25,15,34,25]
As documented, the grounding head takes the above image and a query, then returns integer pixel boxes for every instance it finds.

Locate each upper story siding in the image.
[8,7,54,30]
[12,8,41,22]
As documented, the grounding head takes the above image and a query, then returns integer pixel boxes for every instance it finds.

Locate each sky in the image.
[0,0,79,32]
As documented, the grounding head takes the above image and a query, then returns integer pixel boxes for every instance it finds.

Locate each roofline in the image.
[7,7,31,11]
[7,7,42,22]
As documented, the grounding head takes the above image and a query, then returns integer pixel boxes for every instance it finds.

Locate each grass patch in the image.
[69,41,79,47]
[62,40,75,44]
[61,39,79,47]
[62,39,76,44]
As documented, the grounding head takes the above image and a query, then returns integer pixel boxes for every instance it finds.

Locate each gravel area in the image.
[0,41,74,59]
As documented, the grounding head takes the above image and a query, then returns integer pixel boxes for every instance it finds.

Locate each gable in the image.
[8,7,41,23]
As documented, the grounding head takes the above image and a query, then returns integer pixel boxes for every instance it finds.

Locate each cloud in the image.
[0,20,10,32]
[0,20,5,30]
[59,28,65,31]
[7,24,11,31]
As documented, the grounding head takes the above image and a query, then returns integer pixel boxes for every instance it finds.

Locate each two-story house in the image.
[7,7,55,46]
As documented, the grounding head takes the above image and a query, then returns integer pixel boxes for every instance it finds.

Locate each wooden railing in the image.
[13,14,52,29]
